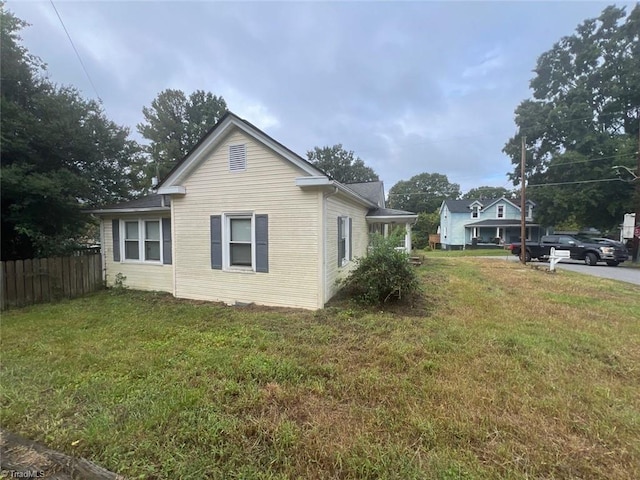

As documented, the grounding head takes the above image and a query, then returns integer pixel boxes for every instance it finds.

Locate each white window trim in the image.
[526,204,533,220]
[340,216,351,268]
[471,206,479,219]
[222,212,256,272]
[497,205,505,219]
[120,218,163,264]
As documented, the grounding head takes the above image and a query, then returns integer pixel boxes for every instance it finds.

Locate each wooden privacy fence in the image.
[0,253,103,310]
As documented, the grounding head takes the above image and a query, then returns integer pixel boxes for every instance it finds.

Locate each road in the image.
[489,255,640,287]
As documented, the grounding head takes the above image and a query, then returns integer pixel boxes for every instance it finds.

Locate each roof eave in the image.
[85,207,171,215]
[366,215,419,223]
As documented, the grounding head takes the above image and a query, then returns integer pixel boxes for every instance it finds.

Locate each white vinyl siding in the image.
[173,130,322,310]
[324,195,368,302]
[103,215,173,292]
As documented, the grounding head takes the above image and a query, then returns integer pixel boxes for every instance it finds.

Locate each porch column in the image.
[384,224,389,238]
[405,223,412,252]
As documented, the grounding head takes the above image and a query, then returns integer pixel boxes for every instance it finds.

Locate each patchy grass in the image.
[1,258,639,479]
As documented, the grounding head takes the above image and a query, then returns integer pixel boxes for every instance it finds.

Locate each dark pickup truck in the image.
[509,235,629,266]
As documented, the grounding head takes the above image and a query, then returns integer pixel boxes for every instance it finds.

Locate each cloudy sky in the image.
[6,0,635,193]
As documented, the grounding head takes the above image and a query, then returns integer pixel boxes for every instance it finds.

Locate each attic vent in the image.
[229,144,246,172]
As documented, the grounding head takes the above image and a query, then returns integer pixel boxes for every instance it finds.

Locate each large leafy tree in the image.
[307,144,379,183]
[387,173,461,213]
[503,4,639,230]
[1,5,140,259]
[462,186,512,200]
[137,89,228,180]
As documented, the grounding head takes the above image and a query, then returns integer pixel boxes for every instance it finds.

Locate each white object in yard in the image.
[622,213,635,240]
[549,247,570,271]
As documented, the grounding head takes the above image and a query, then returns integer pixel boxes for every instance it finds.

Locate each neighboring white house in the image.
[439,197,543,249]
[89,112,417,310]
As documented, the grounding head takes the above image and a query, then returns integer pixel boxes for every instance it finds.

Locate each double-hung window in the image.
[471,206,479,218]
[210,213,269,272]
[122,219,162,262]
[228,216,253,267]
[497,205,504,218]
[124,221,140,260]
[144,221,161,261]
[338,216,351,267]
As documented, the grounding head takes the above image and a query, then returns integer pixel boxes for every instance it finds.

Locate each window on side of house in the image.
[338,216,351,267]
[124,221,140,260]
[526,204,533,220]
[497,205,504,218]
[144,220,161,261]
[228,215,253,267]
[210,213,268,272]
[122,219,163,263]
[471,206,479,218]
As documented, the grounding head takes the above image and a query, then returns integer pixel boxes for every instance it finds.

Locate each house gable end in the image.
[158,113,325,192]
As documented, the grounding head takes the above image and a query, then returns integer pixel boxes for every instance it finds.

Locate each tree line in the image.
[2,4,637,259]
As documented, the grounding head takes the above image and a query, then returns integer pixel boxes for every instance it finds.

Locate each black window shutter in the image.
[255,214,269,273]
[337,217,344,267]
[162,218,172,265]
[112,219,120,262]
[211,215,222,269]
[349,217,353,261]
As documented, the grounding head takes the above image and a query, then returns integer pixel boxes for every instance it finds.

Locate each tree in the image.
[462,186,512,200]
[387,173,461,213]
[412,211,440,249]
[503,5,640,230]
[306,144,378,183]
[137,89,228,180]
[1,6,140,259]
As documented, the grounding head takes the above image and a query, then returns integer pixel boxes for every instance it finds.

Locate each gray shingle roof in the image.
[91,194,171,211]
[345,181,385,207]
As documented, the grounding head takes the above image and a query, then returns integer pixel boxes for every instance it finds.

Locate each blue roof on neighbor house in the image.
[443,197,533,213]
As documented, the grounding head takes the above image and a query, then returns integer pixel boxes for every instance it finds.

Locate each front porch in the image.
[366,207,418,253]
[464,220,544,249]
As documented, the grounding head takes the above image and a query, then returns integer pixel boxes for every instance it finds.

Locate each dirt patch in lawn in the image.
[0,429,125,479]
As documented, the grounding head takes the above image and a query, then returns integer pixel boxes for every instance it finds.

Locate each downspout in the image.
[322,187,339,306]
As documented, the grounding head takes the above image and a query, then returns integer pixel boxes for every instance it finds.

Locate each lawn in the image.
[1,258,639,479]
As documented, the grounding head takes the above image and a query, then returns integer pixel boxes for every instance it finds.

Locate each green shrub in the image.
[340,235,421,305]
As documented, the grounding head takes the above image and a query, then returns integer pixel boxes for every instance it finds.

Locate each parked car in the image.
[508,234,629,266]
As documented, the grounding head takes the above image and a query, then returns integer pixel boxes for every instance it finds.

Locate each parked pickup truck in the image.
[509,235,629,266]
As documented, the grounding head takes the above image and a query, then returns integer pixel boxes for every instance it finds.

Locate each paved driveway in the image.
[489,255,640,287]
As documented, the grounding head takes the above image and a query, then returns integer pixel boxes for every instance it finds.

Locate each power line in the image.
[49,0,102,103]
[527,178,623,187]
[544,152,638,168]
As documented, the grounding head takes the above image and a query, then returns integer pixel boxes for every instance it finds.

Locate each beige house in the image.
[91,113,417,310]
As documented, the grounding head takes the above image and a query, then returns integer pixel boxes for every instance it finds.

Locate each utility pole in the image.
[520,135,527,265]
[633,117,640,263]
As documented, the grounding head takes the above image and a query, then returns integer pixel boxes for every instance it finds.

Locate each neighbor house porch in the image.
[464,219,544,248]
